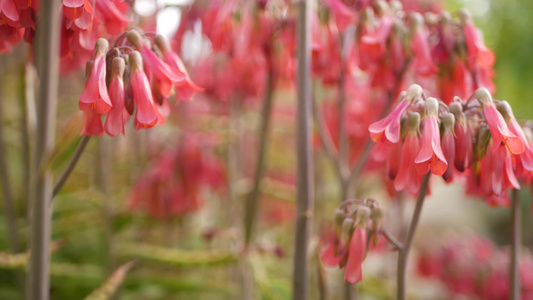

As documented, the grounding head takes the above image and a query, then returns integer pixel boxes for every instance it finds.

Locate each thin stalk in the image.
[27,0,61,299]
[243,63,275,246]
[0,76,20,254]
[19,62,32,221]
[98,137,115,273]
[52,135,91,197]
[396,173,430,300]
[293,0,314,299]
[510,189,521,300]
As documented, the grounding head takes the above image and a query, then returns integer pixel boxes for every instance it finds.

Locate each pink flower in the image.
[497,101,533,172]
[94,0,129,35]
[476,88,524,155]
[410,14,438,77]
[369,84,422,144]
[0,0,19,23]
[155,34,204,101]
[80,108,103,136]
[415,98,448,176]
[104,57,126,136]
[344,226,366,284]
[449,102,473,172]
[394,113,422,193]
[441,113,455,182]
[323,0,357,33]
[128,51,166,130]
[79,38,112,114]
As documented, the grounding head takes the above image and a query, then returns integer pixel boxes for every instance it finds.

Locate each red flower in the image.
[441,113,455,182]
[104,57,126,136]
[129,51,166,130]
[323,0,357,33]
[94,0,129,35]
[80,108,103,136]
[476,88,524,155]
[0,0,19,23]
[410,14,438,77]
[449,102,473,172]
[415,98,448,176]
[497,101,533,172]
[79,38,112,114]
[394,113,422,193]
[344,226,366,284]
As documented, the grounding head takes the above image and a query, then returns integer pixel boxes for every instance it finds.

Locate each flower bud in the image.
[409,12,424,29]
[85,60,94,82]
[407,112,421,132]
[126,30,143,48]
[354,206,371,227]
[475,87,493,107]
[407,84,423,101]
[111,57,125,78]
[442,112,455,132]
[458,8,472,24]
[449,102,464,120]
[475,126,491,159]
[425,97,439,117]
[371,206,383,246]
[374,0,389,16]
[424,12,439,26]
[496,101,513,122]
[95,38,109,56]
[389,0,402,13]
[128,51,144,72]
[334,209,345,228]
[154,34,172,54]
[342,218,355,237]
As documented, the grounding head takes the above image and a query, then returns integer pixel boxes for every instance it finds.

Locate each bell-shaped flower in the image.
[415,98,448,176]
[497,101,533,171]
[476,88,524,155]
[449,102,473,172]
[0,0,19,23]
[344,225,366,284]
[394,112,422,193]
[128,51,166,129]
[79,38,112,114]
[80,108,103,136]
[323,0,357,33]
[410,13,438,77]
[127,31,184,97]
[94,0,129,35]
[369,84,422,144]
[155,34,203,101]
[104,57,126,136]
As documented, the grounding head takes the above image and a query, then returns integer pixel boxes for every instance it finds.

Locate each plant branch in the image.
[381,229,403,250]
[27,0,62,299]
[52,135,91,198]
[396,173,430,300]
[293,0,314,299]
[312,95,342,178]
[510,188,521,300]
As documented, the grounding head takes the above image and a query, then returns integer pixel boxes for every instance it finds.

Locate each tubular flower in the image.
[79,38,112,114]
[155,34,204,101]
[441,112,455,182]
[323,0,358,33]
[415,97,448,176]
[410,13,438,77]
[394,113,422,193]
[80,106,103,136]
[104,57,126,136]
[345,226,367,284]
[127,30,184,97]
[369,84,422,144]
[449,102,472,172]
[128,51,166,130]
[497,101,533,172]
[476,88,524,155]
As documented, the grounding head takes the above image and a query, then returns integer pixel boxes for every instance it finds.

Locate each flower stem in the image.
[396,173,430,300]
[27,0,61,299]
[510,188,521,300]
[243,59,274,246]
[293,0,314,299]
[52,135,91,197]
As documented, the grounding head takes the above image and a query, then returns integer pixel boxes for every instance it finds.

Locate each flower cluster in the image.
[417,233,533,300]
[320,198,384,284]
[79,31,201,136]
[315,1,496,168]
[128,133,226,219]
[369,84,533,206]
[0,0,131,72]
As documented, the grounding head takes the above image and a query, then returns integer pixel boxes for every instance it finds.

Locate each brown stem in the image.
[243,61,275,246]
[27,0,61,299]
[397,173,430,300]
[52,135,92,197]
[382,229,403,250]
[293,0,314,299]
[510,188,521,300]
[312,94,342,178]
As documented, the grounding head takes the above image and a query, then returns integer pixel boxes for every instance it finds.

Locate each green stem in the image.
[27,0,61,299]
[52,135,91,197]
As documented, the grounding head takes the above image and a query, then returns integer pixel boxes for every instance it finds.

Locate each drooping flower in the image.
[104,57,126,136]
[476,88,524,155]
[80,107,103,136]
[497,100,533,172]
[449,102,472,172]
[415,97,448,176]
[128,51,166,129]
[79,38,112,114]
[394,112,422,193]
[344,226,366,284]
[410,13,439,77]
[323,0,358,33]
[369,84,422,144]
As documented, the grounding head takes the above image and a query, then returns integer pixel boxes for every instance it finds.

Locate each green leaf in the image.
[84,261,135,300]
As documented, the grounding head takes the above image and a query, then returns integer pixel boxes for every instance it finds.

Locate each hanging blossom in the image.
[368,84,533,207]
[78,31,201,136]
[128,133,226,219]
[0,0,132,73]
[321,198,384,284]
